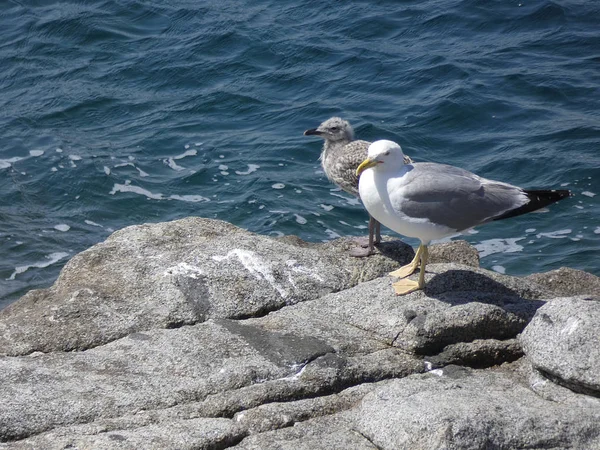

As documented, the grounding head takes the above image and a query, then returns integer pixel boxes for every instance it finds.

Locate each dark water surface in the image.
[1,0,599,308]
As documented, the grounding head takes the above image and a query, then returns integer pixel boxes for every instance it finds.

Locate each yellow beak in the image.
[356,158,380,176]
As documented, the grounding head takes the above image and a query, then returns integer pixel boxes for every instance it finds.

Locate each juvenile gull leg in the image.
[349,216,378,257]
[375,220,381,244]
[389,244,423,278]
[392,245,428,295]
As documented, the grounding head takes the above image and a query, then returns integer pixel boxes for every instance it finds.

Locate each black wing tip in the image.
[526,189,571,199]
[493,188,571,222]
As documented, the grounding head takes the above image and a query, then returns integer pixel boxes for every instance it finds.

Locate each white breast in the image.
[358,168,456,244]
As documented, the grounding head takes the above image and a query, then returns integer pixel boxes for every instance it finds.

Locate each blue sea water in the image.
[1,0,599,308]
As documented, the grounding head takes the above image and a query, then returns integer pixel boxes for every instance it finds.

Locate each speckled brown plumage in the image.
[304,117,413,256]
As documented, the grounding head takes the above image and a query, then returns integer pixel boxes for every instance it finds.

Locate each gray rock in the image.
[0,218,417,356]
[355,363,600,450]
[1,418,244,450]
[249,265,548,356]
[425,338,523,369]
[1,218,599,449]
[233,413,377,450]
[0,218,481,357]
[521,296,600,395]
[526,267,600,297]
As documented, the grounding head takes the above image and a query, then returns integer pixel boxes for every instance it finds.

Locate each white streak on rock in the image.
[164,262,204,279]
[561,317,579,336]
[212,249,288,298]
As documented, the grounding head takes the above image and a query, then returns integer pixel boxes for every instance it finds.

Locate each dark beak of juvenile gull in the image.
[304,128,324,136]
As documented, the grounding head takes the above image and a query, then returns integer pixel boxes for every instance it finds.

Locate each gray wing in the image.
[393,163,528,231]
[327,140,414,196]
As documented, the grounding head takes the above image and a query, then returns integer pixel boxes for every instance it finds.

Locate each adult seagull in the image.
[356,140,570,295]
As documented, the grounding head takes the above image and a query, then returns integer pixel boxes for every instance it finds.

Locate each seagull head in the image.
[304,117,354,143]
[356,140,406,176]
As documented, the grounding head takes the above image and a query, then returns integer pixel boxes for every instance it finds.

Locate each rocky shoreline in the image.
[1,217,599,449]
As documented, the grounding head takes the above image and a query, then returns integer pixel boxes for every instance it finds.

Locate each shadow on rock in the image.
[424,269,546,318]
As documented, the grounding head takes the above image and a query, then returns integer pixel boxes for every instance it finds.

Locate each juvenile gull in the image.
[304,117,413,257]
[357,140,570,295]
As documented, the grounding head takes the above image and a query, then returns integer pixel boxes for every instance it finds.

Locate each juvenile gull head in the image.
[304,117,354,144]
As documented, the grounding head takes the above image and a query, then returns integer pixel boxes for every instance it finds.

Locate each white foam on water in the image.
[560,182,570,187]
[581,191,596,197]
[268,230,284,237]
[219,155,225,159]
[329,192,360,205]
[339,220,351,226]
[235,164,260,175]
[136,167,149,177]
[0,157,23,169]
[110,181,163,200]
[320,204,334,211]
[54,224,70,232]
[491,265,506,274]
[165,158,184,171]
[295,189,302,194]
[184,144,190,149]
[475,238,524,258]
[525,228,536,233]
[574,205,584,209]
[195,142,203,147]
[272,183,285,189]
[109,181,210,203]
[594,227,600,234]
[8,252,70,281]
[69,155,82,161]
[324,229,341,239]
[30,150,44,157]
[85,220,103,227]
[218,164,228,171]
[56,148,63,153]
[103,166,111,175]
[220,171,229,176]
[51,167,58,172]
[294,214,307,225]
[354,224,368,229]
[536,229,572,239]
[169,194,210,203]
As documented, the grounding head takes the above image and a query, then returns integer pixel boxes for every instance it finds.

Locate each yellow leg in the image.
[389,244,423,278]
[392,245,428,295]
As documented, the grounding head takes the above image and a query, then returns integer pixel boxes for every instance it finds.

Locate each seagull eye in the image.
[384,151,390,156]
[330,127,339,132]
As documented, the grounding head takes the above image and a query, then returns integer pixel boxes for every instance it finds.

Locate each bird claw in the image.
[389,264,418,279]
[353,236,371,249]
[392,279,421,295]
[349,246,376,258]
